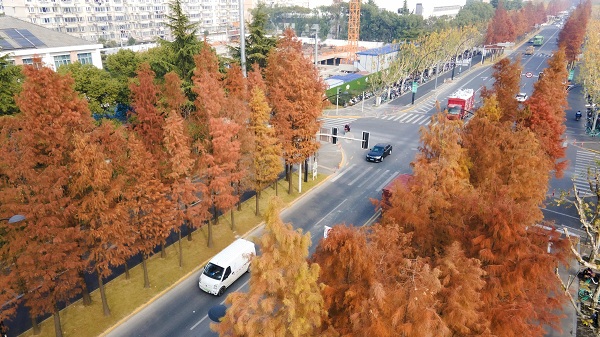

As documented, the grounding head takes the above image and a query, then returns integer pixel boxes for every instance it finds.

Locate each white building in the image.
[1,0,313,45]
[0,15,103,70]
[402,0,466,19]
[355,44,399,73]
[1,0,241,44]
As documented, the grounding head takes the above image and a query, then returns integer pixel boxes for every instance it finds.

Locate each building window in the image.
[22,58,33,65]
[77,52,93,65]
[54,55,71,69]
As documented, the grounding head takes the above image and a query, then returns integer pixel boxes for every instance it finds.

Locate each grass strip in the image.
[19,173,326,337]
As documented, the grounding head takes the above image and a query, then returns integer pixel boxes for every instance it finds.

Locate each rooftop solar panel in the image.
[3,29,35,48]
[0,38,15,51]
[18,29,46,47]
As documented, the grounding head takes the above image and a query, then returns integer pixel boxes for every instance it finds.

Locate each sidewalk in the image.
[322,55,485,119]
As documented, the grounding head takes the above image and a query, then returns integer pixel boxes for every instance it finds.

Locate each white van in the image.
[198,238,255,296]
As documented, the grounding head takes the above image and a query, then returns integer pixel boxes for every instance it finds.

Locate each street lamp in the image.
[336,87,340,115]
[411,48,443,105]
[451,37,475,80]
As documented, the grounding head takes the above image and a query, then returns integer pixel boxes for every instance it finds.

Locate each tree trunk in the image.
[31,315,40,335]
[212,204,219,225]
[285,164,290,181]
[275,180,279,196]
[187,230,193,241]
[124,260,130,280]
[160,242,166,259]
[288,170,293,194]
[98,272,111,316]
[237,184,242,211]
[53,306,63,337]
[79,271,92,306]
[255,190,260,216]
[304,159,308,182]
[178,230,183,268]
[142,255,150,288]
[230,208,235,231]
[208,221,213,248]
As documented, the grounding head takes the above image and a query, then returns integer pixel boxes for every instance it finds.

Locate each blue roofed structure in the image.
[356,44,400,57]
[356,44,401,73]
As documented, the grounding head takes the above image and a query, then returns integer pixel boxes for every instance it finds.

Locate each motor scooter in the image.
[576,110,582,121]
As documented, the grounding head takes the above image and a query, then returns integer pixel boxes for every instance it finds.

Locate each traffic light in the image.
[362,131,370,149]
[332,127,338,144]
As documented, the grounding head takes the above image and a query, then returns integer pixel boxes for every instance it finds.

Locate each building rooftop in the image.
[0,15,95,51]
[356,44,400,56]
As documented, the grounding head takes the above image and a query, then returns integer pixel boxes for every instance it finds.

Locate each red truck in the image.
[446,88,475,120]
[381,174,413,211]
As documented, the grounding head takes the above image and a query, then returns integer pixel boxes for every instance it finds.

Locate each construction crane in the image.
[347,0,360,63]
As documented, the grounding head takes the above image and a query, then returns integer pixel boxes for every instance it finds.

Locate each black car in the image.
[366,143,392,162]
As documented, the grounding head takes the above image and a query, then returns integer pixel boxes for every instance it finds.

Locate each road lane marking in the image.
[356,168,381,188]
[348,166,373,186]
[310,199,349,239]
[330,164,356,182]
[363,170,390,191]
[189,278,251,330]
[375,171,400,192]
[541,207,580,220]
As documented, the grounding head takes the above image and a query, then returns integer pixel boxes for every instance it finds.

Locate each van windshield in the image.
[203,262,224,280]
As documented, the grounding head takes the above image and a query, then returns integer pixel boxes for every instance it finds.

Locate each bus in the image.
[533,35,544,46]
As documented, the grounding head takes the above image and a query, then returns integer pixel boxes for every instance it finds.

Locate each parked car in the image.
[366,143,392,162]
[516,93,528,102]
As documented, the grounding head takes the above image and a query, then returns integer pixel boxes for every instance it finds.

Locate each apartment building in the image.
[1,0,241,44]
[0,15,103,69]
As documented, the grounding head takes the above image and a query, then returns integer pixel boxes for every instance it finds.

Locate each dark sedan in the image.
[366,143,392,162]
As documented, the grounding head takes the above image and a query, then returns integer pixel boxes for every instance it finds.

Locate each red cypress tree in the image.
[122,132,175,288]
[312,225,377,336]
[435,242,491,336]
[485,2,515,44]
[223,63,252,217]
[382,113,472,257]
[0,65,95,336]
[129,63,164,158]
[265,29,326,194]
[481,57,523,123]
[558,1,591,66]
[462,97,565,337]
[162,107,202,266]
[162,71,187,117]
[524,48,569,177]
[69,122,134,316]
[192,43,242,246]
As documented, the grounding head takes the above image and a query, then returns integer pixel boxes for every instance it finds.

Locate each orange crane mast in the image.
[347,0,360,63]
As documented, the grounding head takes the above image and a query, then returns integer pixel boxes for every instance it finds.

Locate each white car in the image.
[516,93,528,102]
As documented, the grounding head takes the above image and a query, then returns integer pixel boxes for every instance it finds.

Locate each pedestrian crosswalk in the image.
[379,113,432,125]
[573,150,600,197]
[527,52,552,58]
[319,117,358,130]
[330,164,402,192]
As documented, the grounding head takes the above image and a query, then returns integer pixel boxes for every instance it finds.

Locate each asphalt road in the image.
[104,24,589,337]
